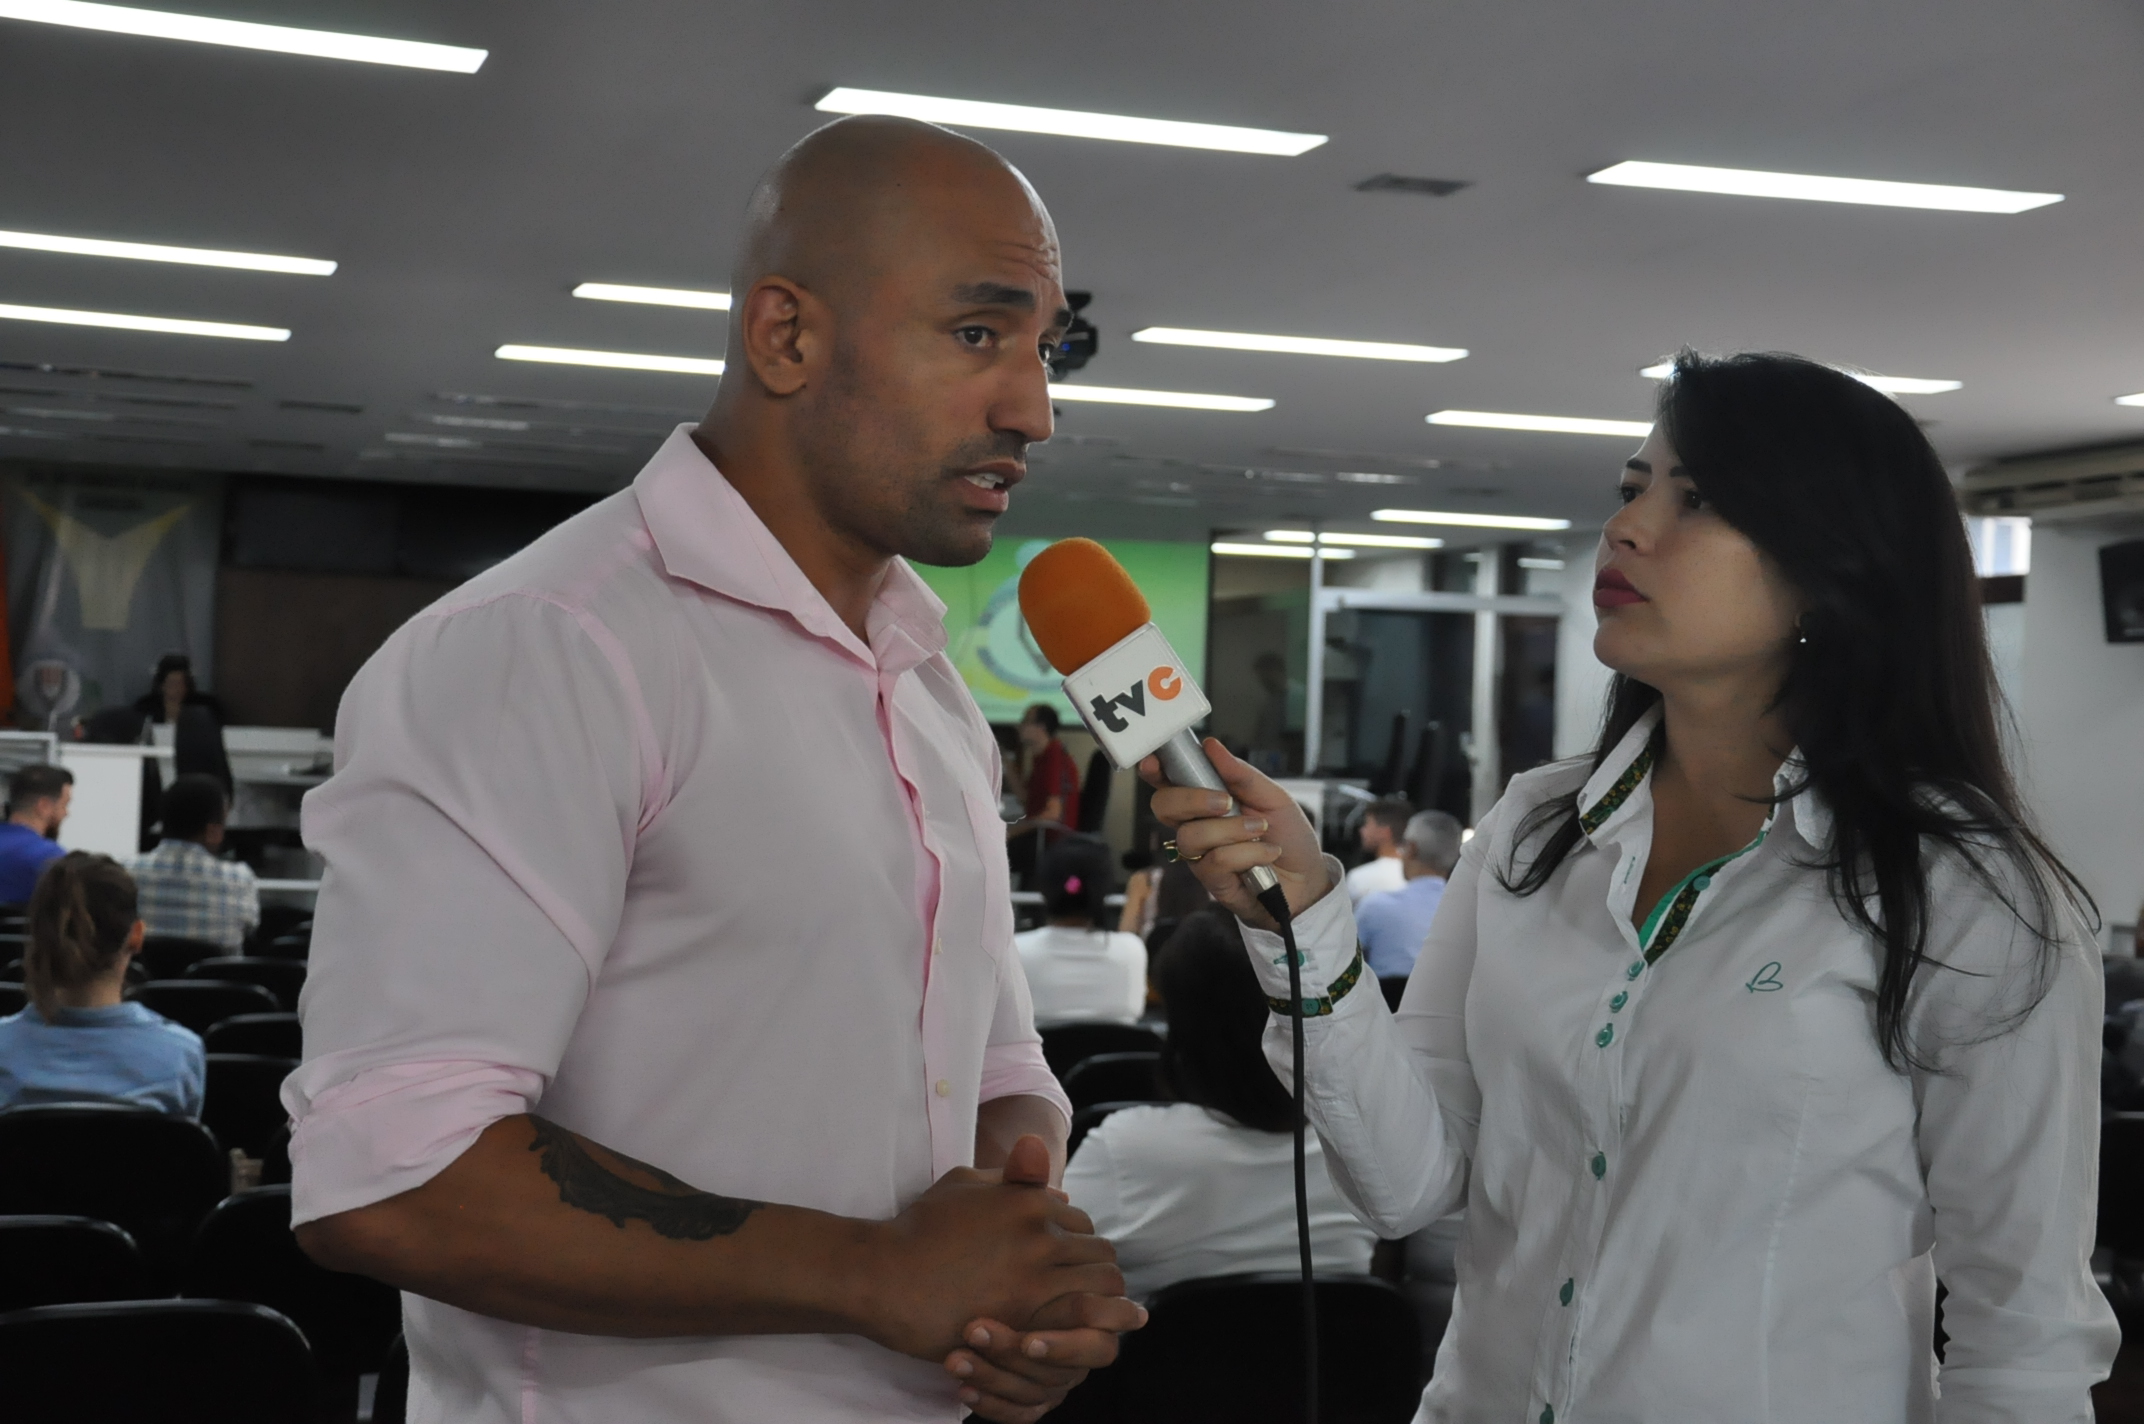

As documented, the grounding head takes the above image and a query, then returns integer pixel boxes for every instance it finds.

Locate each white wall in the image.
[1554,531,1613,759]
[2015,521,2144,947]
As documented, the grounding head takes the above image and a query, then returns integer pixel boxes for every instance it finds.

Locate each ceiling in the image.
[2,0,2142,543]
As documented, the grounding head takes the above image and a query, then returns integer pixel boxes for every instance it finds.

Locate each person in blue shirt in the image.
[0,763,72,907]
[0,849,203,1115]
[1355,810,1465,983]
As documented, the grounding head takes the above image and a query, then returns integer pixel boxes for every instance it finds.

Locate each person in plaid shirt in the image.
[130,774,259,952]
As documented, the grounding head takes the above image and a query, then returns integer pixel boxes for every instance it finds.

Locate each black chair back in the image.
[185,1186,404,1418]
[139,935,228,981]
[205,1012,302,1059]
[1076,750,1113,834]
[1053,1272,1423,1424]
[1,958,19,983]
[1038,1022,1163,1080]
[1062,1051,1161,1112]
[2101,1112,2144,1258]
[260,932,312,962]
[373,1332,411,1424]
[0,1104,225,1279]
[0,983,22,1017]
[0,1215,150,1311]
[0,1298,313,1424]
[203,1055,299,1158]
[185,958,306,1012]
[133,979,281,1034]
[248,906,312,954]
[1067,1100,1164,1157]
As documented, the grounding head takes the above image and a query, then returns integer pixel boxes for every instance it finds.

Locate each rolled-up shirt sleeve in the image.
[283,592,646,1226]
[979,941,1073,1130]
[1914,855,2121,1422]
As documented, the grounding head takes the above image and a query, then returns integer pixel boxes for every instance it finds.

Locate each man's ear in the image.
[735,276,822,398]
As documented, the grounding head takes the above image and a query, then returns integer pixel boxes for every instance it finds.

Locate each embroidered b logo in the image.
[1745,962,1783,993]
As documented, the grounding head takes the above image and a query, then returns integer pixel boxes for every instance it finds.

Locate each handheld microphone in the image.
[1017,537,1319,1424]
[1016,537,1280,904]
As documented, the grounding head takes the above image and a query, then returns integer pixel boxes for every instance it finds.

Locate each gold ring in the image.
[1162,839,1204,864]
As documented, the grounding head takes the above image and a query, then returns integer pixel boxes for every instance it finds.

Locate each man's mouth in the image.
[964,471,1010,490]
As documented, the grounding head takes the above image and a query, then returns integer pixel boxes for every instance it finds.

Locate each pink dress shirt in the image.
[284,427,1071,1424]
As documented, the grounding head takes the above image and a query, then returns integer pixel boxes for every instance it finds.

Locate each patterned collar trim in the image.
[1575,704,1664,842]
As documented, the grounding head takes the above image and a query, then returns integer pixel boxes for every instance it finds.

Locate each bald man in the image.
[288,117,1139,1424]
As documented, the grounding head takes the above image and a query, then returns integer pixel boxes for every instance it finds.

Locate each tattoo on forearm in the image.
[527,1116,764,1241]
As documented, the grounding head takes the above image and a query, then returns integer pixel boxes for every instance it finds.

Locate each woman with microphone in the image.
[1145,351,2117,1422]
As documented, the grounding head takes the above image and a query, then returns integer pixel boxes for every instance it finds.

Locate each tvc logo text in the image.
[1087,665,1184,733]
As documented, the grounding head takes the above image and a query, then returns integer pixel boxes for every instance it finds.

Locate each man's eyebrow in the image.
[949,282,1036,310]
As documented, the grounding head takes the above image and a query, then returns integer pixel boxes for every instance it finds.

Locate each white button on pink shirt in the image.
[283,426,1071,1424]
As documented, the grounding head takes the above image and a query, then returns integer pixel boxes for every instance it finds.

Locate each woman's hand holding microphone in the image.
[1136,738,1333,928]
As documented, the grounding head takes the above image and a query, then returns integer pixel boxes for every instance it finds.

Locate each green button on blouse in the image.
[1596,1023,1615,1048]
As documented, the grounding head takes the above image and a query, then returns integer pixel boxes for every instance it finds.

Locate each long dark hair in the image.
[1152,909,1296,1132]
[1502,350,2090,1069]
[1039,836,1113,927]
[24,852,138,1022]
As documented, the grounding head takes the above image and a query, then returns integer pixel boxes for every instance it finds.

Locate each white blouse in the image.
[1240,706,2116,1424]
[1014,926,1148,1026]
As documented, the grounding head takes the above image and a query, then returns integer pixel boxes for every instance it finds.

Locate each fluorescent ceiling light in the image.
[1517,557,1567,571]
[1264,530,1443,549]
[2115,392,2144,408]
[0,300,287,340]
[1049,383,1273,412]
[1211,541,1353,560]
[1429,409,1650,437]
[0,0,486,70]
[1586,160,2060,214]
[1637,360,1959,395]
[0,228,333,275]
[573,282,731,311]
[815,87,1325,156]
[1133,328,1465,363]
[1373,508,1574,532]
[495,344,724,376]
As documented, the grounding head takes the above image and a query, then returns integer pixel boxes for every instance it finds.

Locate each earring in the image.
[1795,616,1809,646]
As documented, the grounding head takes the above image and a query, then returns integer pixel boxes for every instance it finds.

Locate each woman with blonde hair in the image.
[0,851,203,1114]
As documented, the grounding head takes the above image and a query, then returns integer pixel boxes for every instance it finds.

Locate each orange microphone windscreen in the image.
[1018,538,1151,674]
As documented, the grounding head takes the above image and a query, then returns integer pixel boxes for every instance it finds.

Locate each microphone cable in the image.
[1255,882,1318,1424]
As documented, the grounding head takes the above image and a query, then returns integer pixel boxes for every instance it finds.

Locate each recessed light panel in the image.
[1050,383,1273,412]
[1428,410,1650,437]
[815,88,1325,156]
[0,228,334,275]
[495,345,724,376]
[1132,328,1466,363]
[573,283,731,311]
[1586,160,2060,214]
[2115,392,2144,408]
[0,300,287,341]
[1264,531,1444,549]
[0,0,487,71]
[1211,542,1354,559]
[1372,508,1573,531]
[1637,361,1959,395]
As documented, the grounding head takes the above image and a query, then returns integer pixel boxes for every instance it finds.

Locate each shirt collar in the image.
[1573,700,1831,849]
[632,425,949,675]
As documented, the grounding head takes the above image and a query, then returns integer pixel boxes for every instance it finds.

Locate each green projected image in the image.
[911,537,1211,725]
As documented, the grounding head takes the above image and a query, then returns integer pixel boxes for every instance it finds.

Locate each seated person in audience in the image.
[0,851,203,1114]
[1063,909,1377,1300]
[130,774,259,952]
[1344,796,1412,907]
[1355,810,1463,983]
[0,763,72,907]
[1017,837,1148,1025]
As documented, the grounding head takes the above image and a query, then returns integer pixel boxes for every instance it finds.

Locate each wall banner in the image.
[2,464,223,732]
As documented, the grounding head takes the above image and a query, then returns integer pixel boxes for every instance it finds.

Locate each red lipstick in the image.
[1593,568,1647,609]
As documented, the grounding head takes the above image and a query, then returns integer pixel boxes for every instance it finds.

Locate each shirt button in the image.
[932,938,942,957]
[1695,874,1713,891]
[1559,1277,1574,1306]
[1609,991,1628,1012]
[1596,1023,1615,1048]
[934,1079,950,1097]
[1591,1152,1607,1179]
[1626,960,1644,980]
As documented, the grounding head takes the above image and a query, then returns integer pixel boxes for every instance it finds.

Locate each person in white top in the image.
[1343,797,1411,906]
[1142,351,2117,1423]
[1064,910,1375,1301]
[287,117,1143,1424]
[1017,838,1148,1026]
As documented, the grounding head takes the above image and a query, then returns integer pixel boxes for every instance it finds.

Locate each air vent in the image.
[279,399,365,414]
[435,391,694,421]
[0,359,250,389]
[1959,442,2144,523]
[1355,174,1472,197]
